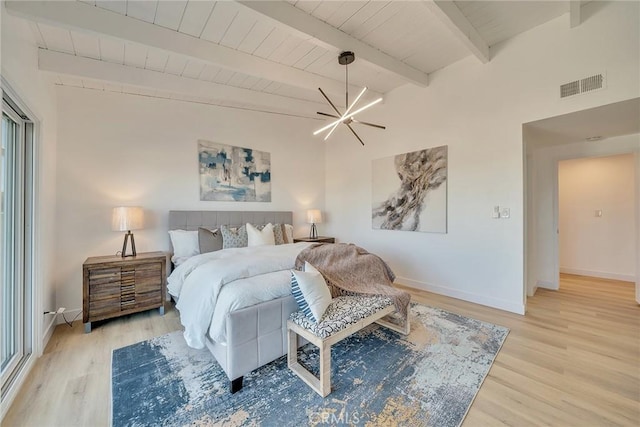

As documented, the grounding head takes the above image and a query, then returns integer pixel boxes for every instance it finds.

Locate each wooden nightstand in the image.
[293,236,335,243]
[83,251,167,333]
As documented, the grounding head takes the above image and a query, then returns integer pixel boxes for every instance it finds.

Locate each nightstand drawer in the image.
[89,297,121,318]
[89,267,121,285]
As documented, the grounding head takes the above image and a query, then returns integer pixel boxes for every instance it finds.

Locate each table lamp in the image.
[112,206,143,257]
[306,209,322,239]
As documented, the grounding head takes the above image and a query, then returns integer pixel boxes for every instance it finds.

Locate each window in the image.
[1,92,34,400]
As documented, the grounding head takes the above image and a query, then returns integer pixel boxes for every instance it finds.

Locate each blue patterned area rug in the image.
[111,304,508,426]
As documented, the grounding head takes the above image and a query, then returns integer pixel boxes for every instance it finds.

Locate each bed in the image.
[167,210,307,393]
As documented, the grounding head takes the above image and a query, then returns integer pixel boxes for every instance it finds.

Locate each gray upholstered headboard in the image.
[168,210,293,231]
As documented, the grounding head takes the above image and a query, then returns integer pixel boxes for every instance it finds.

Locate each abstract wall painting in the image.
[372,145,448,233]
[198,140,271,202]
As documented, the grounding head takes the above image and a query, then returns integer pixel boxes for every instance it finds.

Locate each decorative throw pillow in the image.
[273,223,286,245]
[220,224,248,249]
[168,230,199,266]
[290,261,332,323]
[284,224,294,243]
[198,227,223,253]
[247,223,275,246]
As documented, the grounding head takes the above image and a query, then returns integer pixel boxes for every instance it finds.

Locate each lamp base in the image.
[121,231,137,257]
[309,223,318,240]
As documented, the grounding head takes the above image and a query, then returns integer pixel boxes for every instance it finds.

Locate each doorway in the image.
[523,98,640,308]
[558,154,637,284]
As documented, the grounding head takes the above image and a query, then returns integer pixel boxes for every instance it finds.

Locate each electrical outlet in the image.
[57,307,66,314]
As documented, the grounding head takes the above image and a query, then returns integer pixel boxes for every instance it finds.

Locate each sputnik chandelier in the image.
[313,51,385,146]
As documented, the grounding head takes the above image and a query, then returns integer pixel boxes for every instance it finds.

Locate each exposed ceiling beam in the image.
[421,0,490,64]
[237,1,429,87]
[5,0,374,99]
[38,49,325,117]
[569,1,582,28]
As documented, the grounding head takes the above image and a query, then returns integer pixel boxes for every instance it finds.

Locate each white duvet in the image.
[167,242,311,349]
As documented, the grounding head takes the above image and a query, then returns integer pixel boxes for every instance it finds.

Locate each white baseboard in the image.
[536,280,558,290]
[560,267,635,282]
[42,316,56,348]
[397,277,525,315]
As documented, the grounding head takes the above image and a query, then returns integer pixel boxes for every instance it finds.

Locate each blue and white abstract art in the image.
[198,140,271,202]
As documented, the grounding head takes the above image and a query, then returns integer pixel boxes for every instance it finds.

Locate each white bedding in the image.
[167,242,312,349]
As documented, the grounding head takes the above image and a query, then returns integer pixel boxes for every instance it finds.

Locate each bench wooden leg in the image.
[288,326,331,397]
[319,342,331,397]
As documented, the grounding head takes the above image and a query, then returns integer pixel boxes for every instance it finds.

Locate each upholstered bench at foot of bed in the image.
[287,295,402,397]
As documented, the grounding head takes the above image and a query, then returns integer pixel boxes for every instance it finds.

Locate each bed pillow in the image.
[198,227,223,253]
[284,224,294,243]
[291,262,332,323]
[273,223,286,245]
[220,224,248,249]
[168,230,199,266]
[247,223,275,246]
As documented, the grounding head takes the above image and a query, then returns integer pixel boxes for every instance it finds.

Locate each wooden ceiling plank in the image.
[125,0,158,24]
[325,1,367,29]
[39,49,324,116]
[350,1,404,40]
[251,26,289,58]
[98,37,125,64]
[219,10,258,49]
[6,0,363,97]
[307,1,345,23]
[267,35,306,64]
[123,42,148,69]
[163,55,189,76]
[237,0,428,87]
[95,0,126,15]
[280,40,316,67]
[181,61,206,79]
[154,0,188,31]
[178,1,215,37]
[338,1,389,34]
[236,20,274,54]
[144,49,169,72]
[199,64,222,82]
[30,23,47,48]
[293,45,327,70]
[200,1,241,44]
[421,0,490,64]
[70,32,101,59]
[37,23,75,54]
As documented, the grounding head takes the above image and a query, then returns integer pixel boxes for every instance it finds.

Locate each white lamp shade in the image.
[112,207,144,231]
[306,209,322,224]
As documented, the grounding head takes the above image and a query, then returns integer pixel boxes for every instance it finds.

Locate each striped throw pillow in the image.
[290,262,332,323]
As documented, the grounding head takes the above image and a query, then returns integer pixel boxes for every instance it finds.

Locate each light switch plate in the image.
[492,206,500,219]
[500,208,510,219]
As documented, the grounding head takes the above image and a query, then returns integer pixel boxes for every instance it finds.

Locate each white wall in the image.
[324,1,639,314]
[55,87,325,314]
[1,5,58,415]
[558,154,636,281]
[1,7,58,350]
[530,133,640,292]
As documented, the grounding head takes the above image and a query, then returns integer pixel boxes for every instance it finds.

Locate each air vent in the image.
[581,74,603,93]
[560,81,580,98]
[560,73,606,98]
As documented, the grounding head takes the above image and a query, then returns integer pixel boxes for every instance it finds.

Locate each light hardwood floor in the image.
[3,274,639,426]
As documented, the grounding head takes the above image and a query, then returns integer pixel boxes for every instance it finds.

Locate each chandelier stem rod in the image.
[345,61,349,110]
